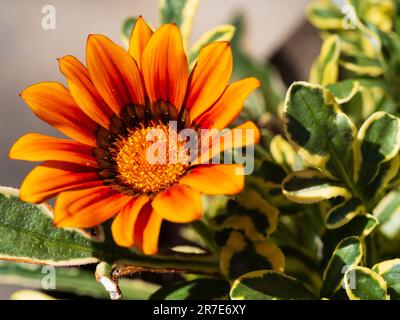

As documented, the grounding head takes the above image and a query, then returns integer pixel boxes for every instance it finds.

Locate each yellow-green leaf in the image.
[270,134,299,172]
[310,35,340,85]
[306,0,343,30]
[214,190,279,242]
[220,231,284,280]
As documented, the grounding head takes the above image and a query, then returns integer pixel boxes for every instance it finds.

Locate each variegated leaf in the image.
[310,35,340,86]
[253,159,287,188]
[373,259,400,299]
[363,154,399,200]
[327,80,361,104]
[213,190,279,242]
[230,270,317,300]
[340,54,383,77]
[356,112,400,190]
[284,82,357,181]
[320,236,363,298]
[282,170,351,204]
[220,231,284,280]
[325,198,365,229]
[159,0,199,51]
[306,0,343,30]
[270,134,300,172]
[344,266,389,300]
[374,190,400,226]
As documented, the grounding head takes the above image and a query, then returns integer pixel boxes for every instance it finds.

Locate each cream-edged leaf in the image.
[344,266,389,300]
[373,259,400,299]
[325,198,365,229]
[230,270,317,300]
[284,82,357,181]
[320,236,363,298]
[282,170,351,204]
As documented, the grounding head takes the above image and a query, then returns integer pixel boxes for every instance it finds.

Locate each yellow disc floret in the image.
[113,122,190,194]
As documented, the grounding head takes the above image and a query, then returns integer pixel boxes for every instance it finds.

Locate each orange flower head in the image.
[9,16,260,254]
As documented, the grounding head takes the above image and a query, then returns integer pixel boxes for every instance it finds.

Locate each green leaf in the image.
[220,231,284,280]
[325,198,365,229]
[150,278,229,300]
[356,112,400,190]
[284,82,357,181]
[310,35,340,85]
[344,266,388,300]
[159,0,199,51]
[121,17,138,48]
[320,236,363,298]
[0,187,100,266]
[327,80,361,104]
[0,261,158,300]
[188,24,236,69]
[373,259,400,299]
[282,170,351,204]
[0,188,220,275]
[230,270,317,300]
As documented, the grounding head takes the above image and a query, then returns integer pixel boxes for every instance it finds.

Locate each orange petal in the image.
[142,24,188,110]
[128,16,153,68]
[10,133,97,168]
[54,185,131,228]
[152,184,202,223]
[193,121,260,165]
[134,203,163,255]
[20,161,102,204]
[111,195,150,247]
[179,164,244,195]
[20,82,98,146]
[194,77,260,130]
[58,55,114,129]
[186,42,233,121]
[86,34,145,115]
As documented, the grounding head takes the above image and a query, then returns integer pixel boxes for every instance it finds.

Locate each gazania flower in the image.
[9,16,260,254]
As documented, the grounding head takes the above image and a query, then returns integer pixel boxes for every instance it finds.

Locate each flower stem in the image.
[111,252,221,280]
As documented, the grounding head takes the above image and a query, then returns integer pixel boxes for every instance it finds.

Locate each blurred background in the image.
[0,0,319,298]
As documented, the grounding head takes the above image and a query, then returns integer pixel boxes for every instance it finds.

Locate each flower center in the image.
[113,122,190,194]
